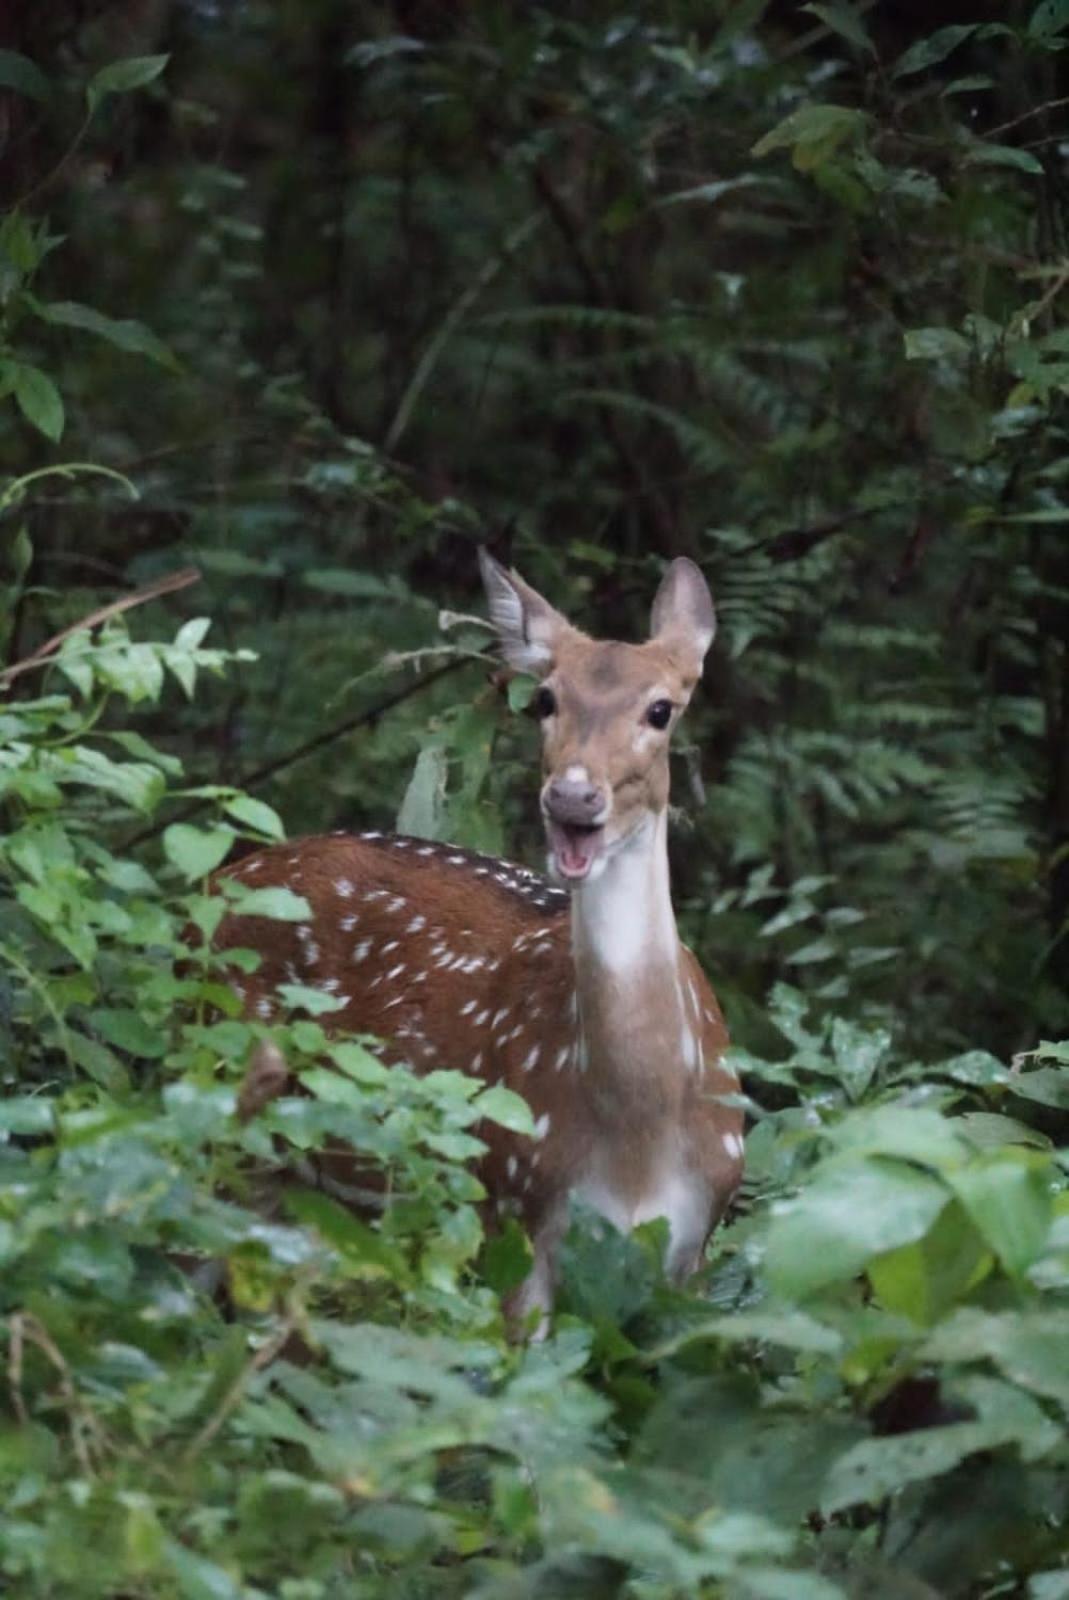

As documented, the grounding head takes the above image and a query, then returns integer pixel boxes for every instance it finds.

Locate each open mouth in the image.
[546,820,605,882]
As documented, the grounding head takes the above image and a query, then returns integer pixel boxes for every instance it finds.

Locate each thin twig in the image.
[987,95,1069,139]
[122,653,472,848]
[384,212,544,453]
[7,1312,106,1474]
[181,1312,297,1464]
[531,163,679,547]
[0,566,201,690]
[7,1313,26,1425]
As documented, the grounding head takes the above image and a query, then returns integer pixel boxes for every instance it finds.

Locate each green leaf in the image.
[765,1157,949,1297]
[35,300,178,369]
[752,104,865,168]
[904,326,971,362]
[87,53,169,113]
[12,363,64,441]
[223,793,285,840]
[329,1039,390,1084]
[275,982,344,1016]
[301,567,397,598]
[10,523,33,585]
[481,1214,534,1294]
[655,1309,844,1358]
[822,1418,1036,1513]
[225,884,311,921]
[0,1096,55,1134]
[162,1537,243,1600]
[946,1150,1052,1276]
[802,3,874,53]
[868,1199,991,1324]
[1028,0,1069,39]
[174,616,212,650]
[163,822,235,880]
[1007,1065,1069,1109]
[286,1189,405,1279]
[1030,1575,1069,1600]
[396,744,447,840]
[507,674,537,712]
[892,24,978,77]
[923,1308,1069,1407]
[90,1007,168,1059]
[0,50,51,102]
[964,142,1045,175]
[473,1083,535,1135]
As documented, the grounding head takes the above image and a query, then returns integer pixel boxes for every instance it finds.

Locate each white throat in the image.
[570,810,679,977]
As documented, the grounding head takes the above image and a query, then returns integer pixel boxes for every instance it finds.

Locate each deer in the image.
[212,551,744,1334]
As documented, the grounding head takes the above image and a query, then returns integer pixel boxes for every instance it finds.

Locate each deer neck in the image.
[569,810,693,1108]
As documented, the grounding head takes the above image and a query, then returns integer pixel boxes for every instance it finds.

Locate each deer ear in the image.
[650,558,716,677]
[479,548,572,674]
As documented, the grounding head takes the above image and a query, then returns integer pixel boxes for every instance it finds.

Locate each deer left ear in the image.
[479,548,574,675]
[650,558,716,677]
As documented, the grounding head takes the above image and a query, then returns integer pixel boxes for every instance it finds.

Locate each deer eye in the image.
[533,685,557,719]
[646,699,673,730]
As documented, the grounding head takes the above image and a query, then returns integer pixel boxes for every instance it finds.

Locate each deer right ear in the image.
[478,548,572,674]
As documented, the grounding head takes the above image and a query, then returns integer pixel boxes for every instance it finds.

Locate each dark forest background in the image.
[2,4,1069,1597]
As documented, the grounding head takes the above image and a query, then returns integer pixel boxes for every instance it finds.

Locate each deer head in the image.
[479,550,716,885]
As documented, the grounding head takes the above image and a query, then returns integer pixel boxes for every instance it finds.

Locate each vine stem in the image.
[0,566,201,690]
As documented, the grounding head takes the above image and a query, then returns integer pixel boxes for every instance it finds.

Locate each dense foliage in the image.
[1,3,1068,1595]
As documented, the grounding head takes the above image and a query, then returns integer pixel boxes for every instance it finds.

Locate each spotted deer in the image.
[214,551,744,1332]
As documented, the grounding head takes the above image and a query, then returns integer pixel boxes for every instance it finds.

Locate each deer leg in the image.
[504,1206,568,1342]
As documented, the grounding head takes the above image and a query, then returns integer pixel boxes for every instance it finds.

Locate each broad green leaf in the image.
[904,326,971,362]
[765,1157,949,1296]
[752,104,865,167]
[1006,1065,1069,1109]
[802,3,874,54]
[225,884,311,921]
[1029,0,1069,38]
[830,1017,890,1099]
[0,50,50,102]
[964,142,1044,176]
[55,745,165,814]
[329,1039,390,1084]
[97,640,164,701]
[947,1150,1052,1276]
[163,822,235,880]
[275,982,344,1016]
[825,1105,967,1170]
[473,1083,535,1135]
[301,567,397,598]
[0,1096,55,1134]
[396,744,447,840]
[923,1308,1069,1407]
[12,363,63,441]
[90,1007,167,1059]
[1031,1574,1069,1600]
[87,53,169,113]
[822,1418,1038,1512]
[162,1537,243,1600]
[481,1214,534,1294]
[34,300,178,368]
[174,616,212,650]
[286,1189,405,1278]
[655,1309,843,1358]
[223,793,285,840]
[868,1199,991,1324]
[892,24,978,77]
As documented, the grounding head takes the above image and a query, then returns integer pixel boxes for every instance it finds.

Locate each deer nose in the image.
[544,777,606,827]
